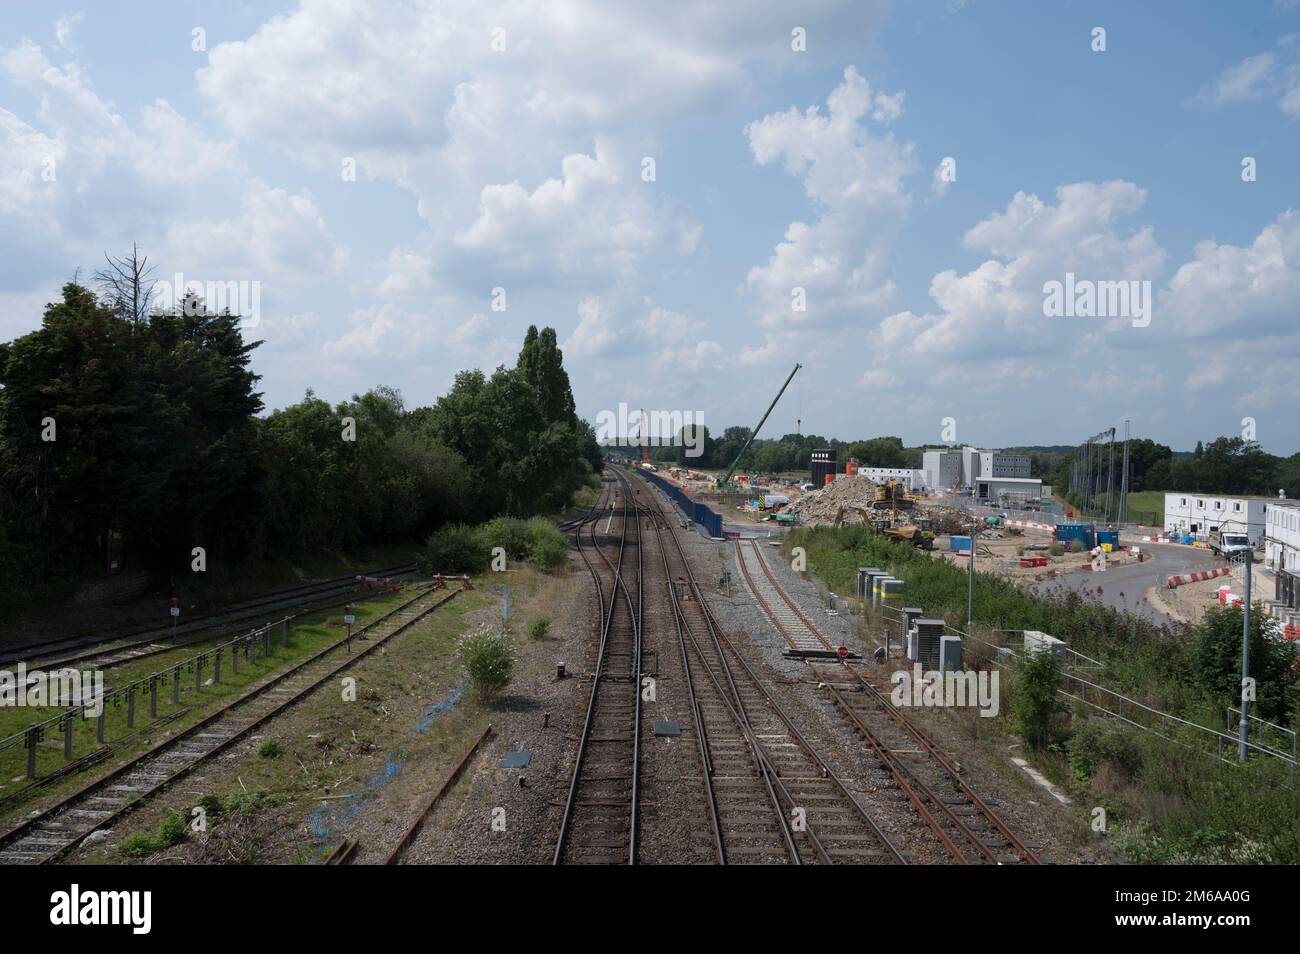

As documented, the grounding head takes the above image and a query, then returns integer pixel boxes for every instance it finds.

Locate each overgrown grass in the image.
[0,589,416,825]
[786,523,1300,863]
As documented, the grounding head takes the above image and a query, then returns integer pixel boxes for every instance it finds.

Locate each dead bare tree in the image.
[94,243,157,328]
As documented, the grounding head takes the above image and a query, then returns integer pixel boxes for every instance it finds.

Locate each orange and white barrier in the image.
[1166,566,1231,589]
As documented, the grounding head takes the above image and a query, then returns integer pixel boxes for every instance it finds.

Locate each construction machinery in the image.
[884,523,934,550]
[834,505,890,531]
[871,479,916,511]
[639,407,652,467]
[833,505,934,549]
[717,363,801,488]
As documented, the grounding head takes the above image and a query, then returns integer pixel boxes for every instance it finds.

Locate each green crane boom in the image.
[720,362,802,487]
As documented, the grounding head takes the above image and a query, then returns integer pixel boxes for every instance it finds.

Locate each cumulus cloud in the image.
[1160,209,1300,339]
[744,66,916,328]
[453,139,694,282]
[858,180,1165,389]
[192,0,884,298]
[563,295,718,368]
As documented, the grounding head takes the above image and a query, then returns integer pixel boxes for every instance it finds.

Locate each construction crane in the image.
[639,407,651,466]
[718,363,801,487]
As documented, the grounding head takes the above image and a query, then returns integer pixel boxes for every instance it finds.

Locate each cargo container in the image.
[1055,522,1096,549]
[1097,529,1119,548]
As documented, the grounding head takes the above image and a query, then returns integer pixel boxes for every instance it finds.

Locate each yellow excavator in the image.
[834,504,934,550]
[884,523,935,550]
[871,479,916,511]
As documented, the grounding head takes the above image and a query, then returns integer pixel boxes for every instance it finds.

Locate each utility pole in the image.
[1239,555,1253,762]
[1119,419,1130,524]
[967,524,976,632]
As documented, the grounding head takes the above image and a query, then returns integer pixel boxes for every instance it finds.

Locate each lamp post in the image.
[1239,555,1252,762]
[967,522,977,632]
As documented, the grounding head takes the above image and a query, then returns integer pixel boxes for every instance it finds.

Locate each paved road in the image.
[1030,541,1225,626]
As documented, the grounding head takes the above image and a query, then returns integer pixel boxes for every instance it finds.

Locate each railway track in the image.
[3,563,416,672]
[553,470,645,864]
[640,488,903,864]
[0,584,456,865]
[735,538,1040,864]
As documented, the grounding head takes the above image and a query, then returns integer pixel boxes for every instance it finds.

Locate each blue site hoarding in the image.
[636,468,723,538]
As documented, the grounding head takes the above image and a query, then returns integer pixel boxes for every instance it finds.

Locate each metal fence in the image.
[873,602,1297,775]
[0,616,293,781]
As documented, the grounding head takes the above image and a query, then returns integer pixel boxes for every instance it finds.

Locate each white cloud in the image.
[859,180,1166,387]
[1160,209,1300,338]
[160,179,345,291]
[453,139,694,282]
[564,295,625,359]
[1196,42,1300,117]
[744,66,915,328]
[54,12,84,51]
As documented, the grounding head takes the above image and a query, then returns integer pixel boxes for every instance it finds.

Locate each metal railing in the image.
[0,616,293,780]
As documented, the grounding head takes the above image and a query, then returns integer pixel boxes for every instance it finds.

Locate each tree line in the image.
[645,425,1300,499]
[0,255,599,606]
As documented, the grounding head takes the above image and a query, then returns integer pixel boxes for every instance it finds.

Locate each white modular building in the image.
[1163,493,1272,546]
[859,467,926,491]
[1265,500,1300,610]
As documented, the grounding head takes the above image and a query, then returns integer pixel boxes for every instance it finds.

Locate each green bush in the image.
[1011,649,1063,751]
[483,517,533,559]
[1066,718,1143,784]
[258,738,283,759]
[1192,605,1297,723]
[459,623,515,699]
[118,811,187,857]
[528,616,551,640]
[1049,543,1065,557]
[469,516,568,571]
[418,524,491,574]
[524,518,569,570]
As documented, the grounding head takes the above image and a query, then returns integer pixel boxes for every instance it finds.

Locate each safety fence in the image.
[637,468,723,538]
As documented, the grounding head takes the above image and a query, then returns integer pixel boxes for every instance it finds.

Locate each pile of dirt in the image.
[786,475,879,526]
[924,507,971,535]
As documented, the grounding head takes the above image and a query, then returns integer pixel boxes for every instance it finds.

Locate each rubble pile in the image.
[785,475,879,526]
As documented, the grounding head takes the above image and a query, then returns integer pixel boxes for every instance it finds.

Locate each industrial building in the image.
[979,451,1031,479]
[922,449,964,491]
[923,445,1034,492]
[1163,492,1274,546]
[975,475,1043,503]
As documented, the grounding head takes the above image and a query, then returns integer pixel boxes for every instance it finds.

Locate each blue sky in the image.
[3,1,1300,454]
